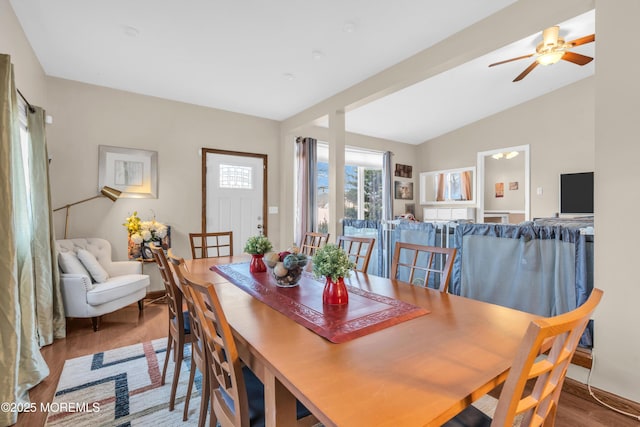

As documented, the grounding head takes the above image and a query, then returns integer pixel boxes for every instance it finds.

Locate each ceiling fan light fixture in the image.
[489,23,594,82]
[536,50,565,66]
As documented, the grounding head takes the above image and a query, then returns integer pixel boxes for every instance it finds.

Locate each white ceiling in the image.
[10,1,594,145]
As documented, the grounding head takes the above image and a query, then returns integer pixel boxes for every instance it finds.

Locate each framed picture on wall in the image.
[98,145,158,198]
[394,181,413,200]
[395,163,412,178]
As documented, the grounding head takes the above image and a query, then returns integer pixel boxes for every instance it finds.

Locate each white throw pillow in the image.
[77,249,110,283]
[58,252,91,277]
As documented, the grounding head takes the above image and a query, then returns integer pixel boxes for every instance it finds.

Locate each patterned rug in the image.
[46,338,206,426]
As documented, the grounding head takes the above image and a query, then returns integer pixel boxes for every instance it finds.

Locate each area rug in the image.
[46,338,206,426]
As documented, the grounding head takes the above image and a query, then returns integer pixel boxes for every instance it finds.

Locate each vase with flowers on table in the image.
[312,243,356,305]
[244,235,274,273]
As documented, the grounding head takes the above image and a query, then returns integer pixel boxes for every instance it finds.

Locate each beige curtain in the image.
[27,106,66,344]
[461,171,472,201]
[436,173,445,201]
[0,54,62,426]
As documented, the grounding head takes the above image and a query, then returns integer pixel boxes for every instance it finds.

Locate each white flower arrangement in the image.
[124,212,168,243]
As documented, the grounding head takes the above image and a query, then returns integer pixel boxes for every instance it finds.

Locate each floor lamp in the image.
[53,186,122,239]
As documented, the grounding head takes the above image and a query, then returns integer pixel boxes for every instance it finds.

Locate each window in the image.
[316,155,329,233]
[17,97,33,222]
[316,143,383,227]
[219,164,252,189]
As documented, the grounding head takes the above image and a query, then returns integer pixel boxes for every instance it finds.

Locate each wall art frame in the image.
[98,145,158,198]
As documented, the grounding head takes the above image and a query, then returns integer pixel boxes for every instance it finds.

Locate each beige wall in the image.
[593,0,640,403]
[45,77,282,268]
[0,0,46,105]
[417,77,595,220]
[484,154,526,212]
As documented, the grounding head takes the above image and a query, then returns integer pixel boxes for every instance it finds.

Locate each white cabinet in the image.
[423,207,475,222]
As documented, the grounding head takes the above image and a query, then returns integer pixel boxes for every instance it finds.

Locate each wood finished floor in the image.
[16,301,640,427]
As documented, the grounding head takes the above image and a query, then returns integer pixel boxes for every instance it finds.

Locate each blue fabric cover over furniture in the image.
[450,223,594,347]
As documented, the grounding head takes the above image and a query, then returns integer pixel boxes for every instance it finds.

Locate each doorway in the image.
[476,144,530,224]
[202,148,267,254]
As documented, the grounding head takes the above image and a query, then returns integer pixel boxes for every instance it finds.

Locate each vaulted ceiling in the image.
[10,1,594,144]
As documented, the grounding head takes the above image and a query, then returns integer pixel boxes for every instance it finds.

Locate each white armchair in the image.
[55,238,150,331]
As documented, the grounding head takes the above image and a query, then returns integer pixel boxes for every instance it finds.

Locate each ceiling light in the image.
[492,151,519,160]
[282,73,295,81]
[311,50,324,60]
[536,50,565,66]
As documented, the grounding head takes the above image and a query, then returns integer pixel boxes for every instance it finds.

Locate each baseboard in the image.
[572,347,593,369]
[564,377,640,415]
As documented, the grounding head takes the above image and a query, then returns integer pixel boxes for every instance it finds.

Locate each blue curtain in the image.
[450,223,593,347]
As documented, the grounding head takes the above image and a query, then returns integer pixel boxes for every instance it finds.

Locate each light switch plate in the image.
[268,206,278,214]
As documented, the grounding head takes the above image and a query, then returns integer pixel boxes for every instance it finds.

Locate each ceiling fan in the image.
[489,26,595,82]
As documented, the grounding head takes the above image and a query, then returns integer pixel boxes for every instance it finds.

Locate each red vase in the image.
[250,254,267,273]
[323,277,349,305]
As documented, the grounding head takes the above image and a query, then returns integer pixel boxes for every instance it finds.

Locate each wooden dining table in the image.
[185,256,540,427]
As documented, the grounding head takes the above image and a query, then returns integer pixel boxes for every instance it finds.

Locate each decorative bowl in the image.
[265,251,308,287]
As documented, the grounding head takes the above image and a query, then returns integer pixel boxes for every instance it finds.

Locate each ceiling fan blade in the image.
[562,51,594,65]
[568,34,595,47]
[513,61,538,82]
[489,54,534,67]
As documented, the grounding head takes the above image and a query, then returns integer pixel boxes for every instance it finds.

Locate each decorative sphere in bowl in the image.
[269,253,308,287]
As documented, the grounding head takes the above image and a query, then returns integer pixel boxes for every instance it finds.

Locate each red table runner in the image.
[211,262,429,343]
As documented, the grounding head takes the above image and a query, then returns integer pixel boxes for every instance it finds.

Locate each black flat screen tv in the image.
[559,172,594,214]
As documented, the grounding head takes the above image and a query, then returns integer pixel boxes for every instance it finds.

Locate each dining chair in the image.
[444,288,603,427]
[300,231,330,256]
[168,253,211,427]
[178,264,315,427]
[149,243,195,414]
[189,231,233,259]
[390,242,456,292]
[336,235,375,273]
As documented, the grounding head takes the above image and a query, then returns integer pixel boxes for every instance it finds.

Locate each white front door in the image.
[204,150,266,254]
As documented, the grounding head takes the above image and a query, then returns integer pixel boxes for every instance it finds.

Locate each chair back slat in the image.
[167,255,208,379]
[491,288,603,426]
[149,244,183,329]
[336,235,375,273]
[390,242,456,292]
[179,265,249,427]
[300,231,330,256]
[189,231,234,259]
